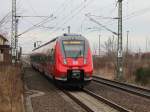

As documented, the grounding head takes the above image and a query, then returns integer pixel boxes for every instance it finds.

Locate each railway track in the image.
[23,65,150,112]
[93,76,150,99]
[62,88,131,112]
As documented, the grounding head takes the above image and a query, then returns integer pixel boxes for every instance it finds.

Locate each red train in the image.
[30,33,93,87]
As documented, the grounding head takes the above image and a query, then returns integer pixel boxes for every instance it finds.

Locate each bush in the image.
[135,67,150,85]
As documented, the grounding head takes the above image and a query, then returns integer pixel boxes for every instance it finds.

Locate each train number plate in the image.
[72,70,80,79]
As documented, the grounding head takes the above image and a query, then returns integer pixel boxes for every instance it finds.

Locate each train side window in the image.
[50,48,55,64]
[43,56,47,62]
[49,49,52,63]
[0,49,4,53]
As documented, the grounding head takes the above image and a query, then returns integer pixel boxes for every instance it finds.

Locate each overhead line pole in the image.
[126,31,129,54]
[85,1,124,81]
[15,19,19,61]
[99,34,101,56]
[68,26,70,33]
[117,0,124,80]
[11,0,17,63]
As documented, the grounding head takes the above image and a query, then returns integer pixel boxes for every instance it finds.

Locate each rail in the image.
[62,88,131,112]
[93,76,150,99]
[83,89,132,112]
[62,89,94,112]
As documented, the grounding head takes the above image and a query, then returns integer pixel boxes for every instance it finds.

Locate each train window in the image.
[40,55,46,62]
[0,49,4,53]
[62,40,85,58]
[50,48,55,64]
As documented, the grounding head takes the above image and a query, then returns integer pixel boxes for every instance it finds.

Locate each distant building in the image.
[0,34,11,64]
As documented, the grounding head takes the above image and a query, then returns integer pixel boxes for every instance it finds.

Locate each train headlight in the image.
[84,59,86,64]
[64,59,67,64]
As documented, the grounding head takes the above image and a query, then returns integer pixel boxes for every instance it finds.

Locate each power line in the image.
[25,0,39,16]
[85,0,118,32]
[87,4,150,33]
[49,0,93,34]
[18,0,71,36]
[38,0,70,29]
[100,0,118,26]
[53,0,70,17]
[85,14,118,35]
[103,5,150,27]
[23,19,56,30]
[87,14,118,19]
[123,6,150,20]
[16,16,51,18]
[0,12,11,27]
[17,15,55,37]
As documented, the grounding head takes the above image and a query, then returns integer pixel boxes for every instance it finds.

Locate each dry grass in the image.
[93,55,150,88]
[94,67,115,80]
[0,64,24,112]
[93,56,115,79]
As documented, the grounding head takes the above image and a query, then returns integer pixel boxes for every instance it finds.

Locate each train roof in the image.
[59,33,87,40]
[33,37,58,51]
[33,33,87,51]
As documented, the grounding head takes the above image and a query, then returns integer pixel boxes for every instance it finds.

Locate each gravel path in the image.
[85,81,150,112]
[24,67,86,112]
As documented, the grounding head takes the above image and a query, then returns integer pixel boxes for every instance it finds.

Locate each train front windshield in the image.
[63,40,85,58]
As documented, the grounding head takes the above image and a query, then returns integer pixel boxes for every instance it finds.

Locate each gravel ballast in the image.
[86,81,150,112]
[24,67,86,112]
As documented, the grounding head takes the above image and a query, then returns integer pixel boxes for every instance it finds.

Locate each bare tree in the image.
[0,12,11,39]
[93,43,98,55]
[103,37,117,60]
[100,37,118,75]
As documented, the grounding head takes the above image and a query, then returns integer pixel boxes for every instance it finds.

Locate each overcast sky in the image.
[0,0,150,53]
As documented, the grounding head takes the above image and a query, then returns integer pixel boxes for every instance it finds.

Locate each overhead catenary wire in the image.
[84,0,118,33]
[16,0,53,36]
[16,16,51,18]
[85,14,118,35]
[85,1,150,33]
[25,0,39,16]
[18,15,55,37]
[0,12,11,27]
[0,12,12,37]
[47,0,90,31]
[24,0,71,29]
[87,14,119,20]
[52,0,71,17]
[105,5,150,26]
[123,6,150,20]
[23,18,55,30]
[17,0,71,38]
[88,5,150,33]
[19,0,150,39]
[99,0,118,25]
[48,0,93,35]
[18,0,119,38]
[17,0,94,41]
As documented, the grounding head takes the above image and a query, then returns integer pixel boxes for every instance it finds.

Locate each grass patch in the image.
[135,67,150,85]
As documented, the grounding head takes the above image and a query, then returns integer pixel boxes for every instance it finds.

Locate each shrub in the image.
[135,67,150,85]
